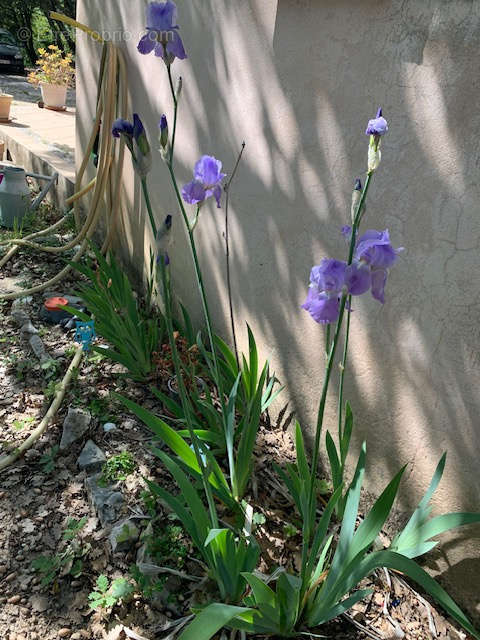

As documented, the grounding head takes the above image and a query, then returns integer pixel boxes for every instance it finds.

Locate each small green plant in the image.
[64,516,88,541]
[88,395,114,424]
[39,445,59,473]
[32,517,89,586]
[41,359,61,381]
[88,575,135,610]
[11,357,35,381]
[44,379,61,401]
[64,344,77,359]
[12,416,35,431]
[283,523,298,538]
[130,564,166,599]
[145,523,188,569]
[141,489,158,518]
[100,451,136,485]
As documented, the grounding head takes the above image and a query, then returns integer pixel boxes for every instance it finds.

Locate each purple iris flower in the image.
[355,229,399,269]
[112,114,151,177]
[302,289,341,324]
[371,269,388,304]
[310,259,346,292]
[112,119,134,138]
[355,229,402,303]
[345,261,371,296]
[182,155,226,208]
[365,108,388,136]
[341,225,352,240]
[138,1,187,64]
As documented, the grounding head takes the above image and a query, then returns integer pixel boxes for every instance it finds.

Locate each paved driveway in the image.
[0,72,75,107]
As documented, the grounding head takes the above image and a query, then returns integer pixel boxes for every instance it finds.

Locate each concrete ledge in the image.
[0,101,75,210]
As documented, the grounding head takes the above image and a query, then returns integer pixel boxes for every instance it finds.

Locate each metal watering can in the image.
[0,165,31,229]
[0,164,59,229]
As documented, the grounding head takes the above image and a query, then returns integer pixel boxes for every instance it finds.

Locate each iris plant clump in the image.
[107,3,480,639]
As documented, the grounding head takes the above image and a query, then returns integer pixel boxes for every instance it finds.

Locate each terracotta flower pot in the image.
[40,83,67,109]
[0,94,13,122]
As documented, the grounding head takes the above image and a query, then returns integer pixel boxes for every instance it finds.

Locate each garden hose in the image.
[0,25,129,300]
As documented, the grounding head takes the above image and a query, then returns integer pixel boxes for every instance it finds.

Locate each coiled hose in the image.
[0,20,128,300]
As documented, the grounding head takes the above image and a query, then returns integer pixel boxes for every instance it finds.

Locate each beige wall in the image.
[77,0,480,616]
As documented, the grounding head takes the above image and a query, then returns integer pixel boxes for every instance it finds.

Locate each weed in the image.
[9,357,35,381]
[283,522,298,538]
[41,359,61,381]
[39,445,59,473]
[32,517,89,587]
[145,523,188,570]
[88,575,134,610]
[64,344,77,359]
[64,516,88,541]
[141,489,158,518]
[12,416,35,431]
[129,564,166,599]
[44,379,61,401]
[87,395,114,424]
[100,451,136,485]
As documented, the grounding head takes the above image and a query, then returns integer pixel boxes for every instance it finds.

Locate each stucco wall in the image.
[76,0,480,616]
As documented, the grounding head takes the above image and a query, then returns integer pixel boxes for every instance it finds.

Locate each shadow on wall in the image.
[77,0,480,614]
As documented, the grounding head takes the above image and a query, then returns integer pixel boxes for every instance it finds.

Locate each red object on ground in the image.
[44,297,68,311]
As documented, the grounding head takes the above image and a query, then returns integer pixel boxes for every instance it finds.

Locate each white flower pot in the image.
[40,83,67,109]
[0,94,13,121]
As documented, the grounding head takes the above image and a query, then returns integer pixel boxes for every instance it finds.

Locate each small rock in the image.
[29,335,51,364]
[77,440,106,474]
[24,450,41,461]
[120,419,136,430]
[58,629,71,638]
[60,408,91,451]
[109,518,140,553]
[7,595,21,604]
[102,422,116,433]
[20,321,38,335]
[12,296,33,309]
[11,309,30,326]
[30,594,49,613]
[70,634,82,640]
[85,474,124,526]
[5,572,17,583]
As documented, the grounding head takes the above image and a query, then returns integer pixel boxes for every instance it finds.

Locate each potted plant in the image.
[28,45,75,110]
[0,86,13,121]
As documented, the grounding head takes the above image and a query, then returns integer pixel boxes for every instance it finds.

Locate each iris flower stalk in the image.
[299,115,383,588]
[160,73,231,490]
[223,142,246,368]
[157,254,219,527]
